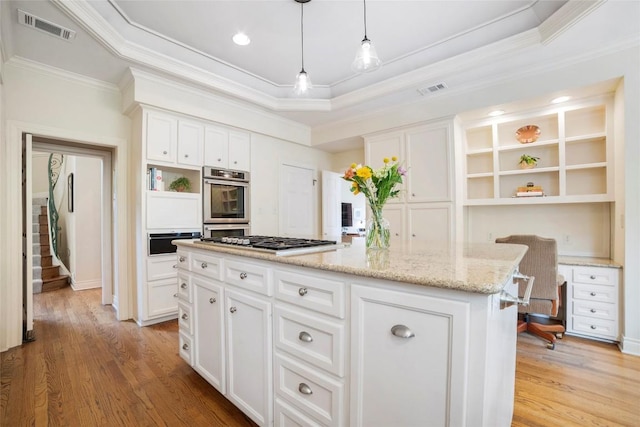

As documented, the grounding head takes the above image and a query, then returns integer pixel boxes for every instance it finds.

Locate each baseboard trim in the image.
[619,335,640,356]
[71,279,101,291]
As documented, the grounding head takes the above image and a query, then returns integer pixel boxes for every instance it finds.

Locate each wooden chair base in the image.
[517,317,565,350]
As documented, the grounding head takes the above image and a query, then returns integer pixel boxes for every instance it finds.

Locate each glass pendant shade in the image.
[352,37,381,73]
[293,69,312,96]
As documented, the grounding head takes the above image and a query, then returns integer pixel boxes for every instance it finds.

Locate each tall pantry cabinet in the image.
[364,120,455,246]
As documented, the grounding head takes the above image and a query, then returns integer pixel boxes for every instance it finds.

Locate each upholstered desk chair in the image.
[495,235,566,349]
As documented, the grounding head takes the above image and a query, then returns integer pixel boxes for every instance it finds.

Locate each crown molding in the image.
[538,0,606,45]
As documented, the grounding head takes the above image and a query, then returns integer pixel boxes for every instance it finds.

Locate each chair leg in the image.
[525,321,566,350]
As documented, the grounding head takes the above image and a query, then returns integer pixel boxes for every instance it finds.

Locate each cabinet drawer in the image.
[275,354,344,427]
[190,251,223,281]
[274,306,345,377]
[571,315,617,339]
[147,256,178,281]
[146,192,201,229]
[178,301,193,335]
[177,272,192,303]
[179,331,194,366]
[176,250,190,271]
[572,300,617,321]
[275,398,323,427]
[274,270,345,318]
[572,284,617,304]
[147,278,178,318]
[572,267,616,286]
[225,259,272,296]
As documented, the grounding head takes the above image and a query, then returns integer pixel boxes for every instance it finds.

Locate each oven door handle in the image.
[204,178,249,187]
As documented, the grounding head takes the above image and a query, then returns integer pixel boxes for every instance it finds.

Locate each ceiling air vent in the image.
[18,9,76,42]
[417,82,448,96]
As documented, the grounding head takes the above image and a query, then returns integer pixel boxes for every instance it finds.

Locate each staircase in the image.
[32,197,69,293]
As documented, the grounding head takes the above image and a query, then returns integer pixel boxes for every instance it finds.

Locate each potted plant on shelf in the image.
[169,176,192,192]
[518,154,540,169]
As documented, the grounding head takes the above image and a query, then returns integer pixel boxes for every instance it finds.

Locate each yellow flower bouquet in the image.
[342,157,406,249]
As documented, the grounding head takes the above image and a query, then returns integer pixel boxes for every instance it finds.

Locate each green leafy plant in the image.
[169,176,192,192]
[519,154,540,166]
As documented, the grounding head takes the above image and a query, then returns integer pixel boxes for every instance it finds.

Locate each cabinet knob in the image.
[233,160,238,164]
[412,193,416,197]
[412,234,416,238]
[181,313,188,320]
[209,297,216,304]
[173,293,178,298]
[391,324,415,339]
[239,272,247,280]
[590,275,596,280]
[298,331,313,343]
[395,233,399,236]
[181,282,187,289]
[298,287,308,296]
[590,308,596,313]
[182,343,189,350]
[590,292,597,296]
[163,150,168,155]
[298,383,313,395]
[173,264,178,269]
[201,262,208,269]
[184,154,189,158]
[179,256,186,262]
[230,306,237,313]
[590,325,597,330]
[217,158,222,162]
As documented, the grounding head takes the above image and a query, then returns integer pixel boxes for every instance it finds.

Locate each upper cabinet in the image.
[204,125,251,172]
[146,111,203,168]
[463,96,613,205]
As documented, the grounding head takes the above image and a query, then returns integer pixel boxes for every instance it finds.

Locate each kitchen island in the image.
[173,238,528,427]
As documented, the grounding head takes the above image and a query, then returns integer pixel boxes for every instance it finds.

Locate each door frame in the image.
[2,120,131,351]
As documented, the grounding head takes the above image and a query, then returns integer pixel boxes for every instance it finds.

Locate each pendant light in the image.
[352,0,381,73]
[293,0,312,96]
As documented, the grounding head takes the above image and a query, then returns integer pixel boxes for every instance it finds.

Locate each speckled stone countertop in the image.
[175,238,528,295]
[558,256,622,269]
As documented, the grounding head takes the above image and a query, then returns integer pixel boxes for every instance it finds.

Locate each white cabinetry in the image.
[204,125,251,171]
[463,96,613,205]
[350,284,470,427]
[366,121,455,244]
[146,110,203,167]
[193,276,225,392]
[560,264,620,341]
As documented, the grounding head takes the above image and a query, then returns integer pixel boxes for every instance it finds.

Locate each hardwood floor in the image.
[2,287,639,426]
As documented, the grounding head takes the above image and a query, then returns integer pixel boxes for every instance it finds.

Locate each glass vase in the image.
[366,205,391,250]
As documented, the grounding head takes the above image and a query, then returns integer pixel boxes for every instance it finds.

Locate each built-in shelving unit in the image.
[463,96,612,205]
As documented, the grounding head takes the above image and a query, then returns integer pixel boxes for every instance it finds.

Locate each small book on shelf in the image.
[516,191,544,197]
[148,167,164,191]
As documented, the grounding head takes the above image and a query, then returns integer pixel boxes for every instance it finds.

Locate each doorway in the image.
[23,134,114,339]
[279,163,316,237]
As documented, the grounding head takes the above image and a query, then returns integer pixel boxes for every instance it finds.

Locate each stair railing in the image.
[48,153,64,257]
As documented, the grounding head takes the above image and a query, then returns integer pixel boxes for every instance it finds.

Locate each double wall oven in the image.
[202,167,250,238]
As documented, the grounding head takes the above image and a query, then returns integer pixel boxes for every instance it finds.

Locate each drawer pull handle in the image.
[182,343,189,350]
[298,383,313,395]
[391,324,415,339]
[184,154,189,158]
[298,287,308,296]
[173,264,178,269]
[590,292,597,297]
[590,309,596,313]
[181,282,187,289]
[209,297,216,304]
[590,325,597,330]
[201,262,208,269]
[163,150,168,155]
[590,275,596,280]
[173,293,178,298]
[181,313,188,320]
[230,307,237,314]
[298,331,313,343]
[240,272,247,280]
[179,256,186,262]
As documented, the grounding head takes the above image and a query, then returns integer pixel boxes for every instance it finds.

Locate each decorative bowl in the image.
[516,125,541,144]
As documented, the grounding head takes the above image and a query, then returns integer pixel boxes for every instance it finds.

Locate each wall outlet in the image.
[563,234,571,244]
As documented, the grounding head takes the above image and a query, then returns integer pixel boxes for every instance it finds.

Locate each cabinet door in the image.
[146,111,177,163]
[177,120,204,166]
[204,126,229,168]
[365,132,404,203]
[226,289,273,426]
[407,203,452,248]
[382,204,405,244]
[406,124,452,202]
[146,192,201,229]
[350,285,469,427]
[193,278,225,393]
[228,130,251,171]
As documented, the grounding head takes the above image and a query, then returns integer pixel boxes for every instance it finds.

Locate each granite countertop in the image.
[175,237,528,295]
[558,256,622,269]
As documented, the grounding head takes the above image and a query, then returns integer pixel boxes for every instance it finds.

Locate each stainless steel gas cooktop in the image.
[199,235,344,256]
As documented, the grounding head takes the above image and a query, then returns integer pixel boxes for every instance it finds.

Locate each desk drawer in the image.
[572,300,617,321]
[275,270,345,318]
[274,306,345,377]
[572,268,616,286]
[275,354,344,426]
[572,284,617,304]
[571,315,617,339]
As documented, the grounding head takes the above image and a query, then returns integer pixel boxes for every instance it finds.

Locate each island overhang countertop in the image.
[175,237,528,295]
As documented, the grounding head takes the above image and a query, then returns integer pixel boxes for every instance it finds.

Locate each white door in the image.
[321,170,342,239]
[280,164,315,238]
[193,278,225,394]
[23,133,34,339]
[226,289,273,426]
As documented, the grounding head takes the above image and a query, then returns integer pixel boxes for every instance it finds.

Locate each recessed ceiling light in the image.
[551,96,571,104]
[488,110,505,117]
[232,32,250,46]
